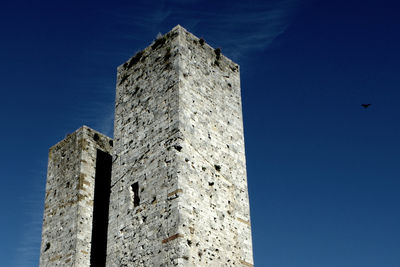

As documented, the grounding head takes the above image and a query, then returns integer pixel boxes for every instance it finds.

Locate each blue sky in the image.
[1,0,399,266]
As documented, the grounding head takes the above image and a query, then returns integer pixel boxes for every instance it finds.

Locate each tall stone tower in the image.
[107,25,252,266]
[40,25,253,266]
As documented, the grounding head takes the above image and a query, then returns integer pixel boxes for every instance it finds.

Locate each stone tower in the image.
[40,25,253,266]
[39,126,113,266]
[107,25,253,266]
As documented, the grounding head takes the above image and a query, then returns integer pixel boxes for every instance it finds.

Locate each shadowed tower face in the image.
[107,25,253,266]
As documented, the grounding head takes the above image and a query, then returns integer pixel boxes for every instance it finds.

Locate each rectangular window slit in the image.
[131,182,140,207]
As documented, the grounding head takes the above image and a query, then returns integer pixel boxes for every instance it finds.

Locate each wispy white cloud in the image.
[15,219,43,267]
[86,98,115,137]
[65,0,300,143]
[68,80,115,137]
[103,0,300,60]
[172,0,300,59]
[15,168,46,267]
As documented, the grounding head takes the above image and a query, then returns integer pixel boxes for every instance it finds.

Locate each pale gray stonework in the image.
[40,25,253,266]
[40,126,112,266]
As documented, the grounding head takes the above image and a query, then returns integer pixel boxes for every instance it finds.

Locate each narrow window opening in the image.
[90,149,112,267]
[131,182,140,207]
[44,242,50,252]
[214,164,221,172]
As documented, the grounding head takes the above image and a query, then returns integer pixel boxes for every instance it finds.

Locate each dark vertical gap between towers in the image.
[90,149,112,267]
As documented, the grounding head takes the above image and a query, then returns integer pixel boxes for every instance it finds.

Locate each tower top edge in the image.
[117,24,239,71]
[48,125,111,152]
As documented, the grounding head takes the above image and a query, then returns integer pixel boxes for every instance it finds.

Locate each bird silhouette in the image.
[361,104,371,108]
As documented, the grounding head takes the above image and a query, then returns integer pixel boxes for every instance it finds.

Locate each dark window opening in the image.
[214,164,221,172]
[174,145,183,152]
[131,182,140,207]
[90,149,112,267]
[44,242,50,252]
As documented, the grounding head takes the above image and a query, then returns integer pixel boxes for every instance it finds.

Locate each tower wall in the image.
[107,27,183,266]
[107,25,253,266]
[176,27,253,266]
[39,126,112,266]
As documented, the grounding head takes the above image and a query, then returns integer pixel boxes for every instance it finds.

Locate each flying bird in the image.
[361,104,371,108]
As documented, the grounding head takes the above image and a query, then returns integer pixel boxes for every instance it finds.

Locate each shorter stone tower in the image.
[39,126,113,266]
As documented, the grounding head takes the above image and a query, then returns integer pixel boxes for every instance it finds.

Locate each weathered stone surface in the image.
[107,25,253,266]
[40,25,253,267]
[39,126,112,266]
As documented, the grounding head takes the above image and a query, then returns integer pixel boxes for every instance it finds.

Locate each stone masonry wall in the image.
[40,24,253,267]
[107,26,184,267]
[175,27,253,266]
[40,126,112,266]
[107,25,253,266]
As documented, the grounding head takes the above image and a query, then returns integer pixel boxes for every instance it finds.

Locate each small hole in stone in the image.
[93,133,100,141]
[44,243,50,252]
[208,182,214,186]
[199,38,205,45]
[174,145,183,152]
[109,140,113,146]
[214,165,221,172]
[214,48,221,60]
